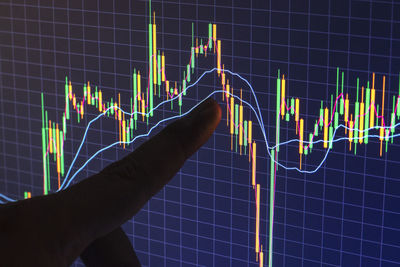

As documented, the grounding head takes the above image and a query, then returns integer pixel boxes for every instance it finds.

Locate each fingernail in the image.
[196,98,218,123]
[197,98,214,113]
[187,98,214,120]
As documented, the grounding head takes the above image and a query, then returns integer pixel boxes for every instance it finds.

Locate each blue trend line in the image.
[1,68,399,202]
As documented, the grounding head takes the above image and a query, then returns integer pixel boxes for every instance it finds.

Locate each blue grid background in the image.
[1,0,400,266]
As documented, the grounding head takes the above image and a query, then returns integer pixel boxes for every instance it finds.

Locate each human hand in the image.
[0,98,221,267]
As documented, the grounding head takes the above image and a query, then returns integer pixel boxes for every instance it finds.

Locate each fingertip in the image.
[211,98,222,125]
[200,98,222,136]
[194,97,222,129]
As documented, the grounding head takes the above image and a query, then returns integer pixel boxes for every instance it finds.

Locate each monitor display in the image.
[1,0,399,266]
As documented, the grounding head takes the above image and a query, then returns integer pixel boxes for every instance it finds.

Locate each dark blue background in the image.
[0,0,399,266]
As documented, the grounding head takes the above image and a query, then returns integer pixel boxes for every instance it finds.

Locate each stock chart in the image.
[1,0,399,266]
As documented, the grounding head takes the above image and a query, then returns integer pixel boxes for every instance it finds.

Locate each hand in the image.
[0,98,221,267]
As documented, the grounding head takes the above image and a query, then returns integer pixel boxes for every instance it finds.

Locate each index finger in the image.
[57,98,221,251]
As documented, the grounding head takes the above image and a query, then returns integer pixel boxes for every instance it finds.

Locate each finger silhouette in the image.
[80,226,141,267]
[0,98,221,266]
[57,98,221,264]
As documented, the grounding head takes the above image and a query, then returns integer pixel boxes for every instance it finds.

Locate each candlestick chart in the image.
[1,0,400,266]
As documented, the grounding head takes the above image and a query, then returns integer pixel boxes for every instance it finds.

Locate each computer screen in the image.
[1,0,399,266]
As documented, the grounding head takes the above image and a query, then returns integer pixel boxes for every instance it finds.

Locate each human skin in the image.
[0,98,221,267]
